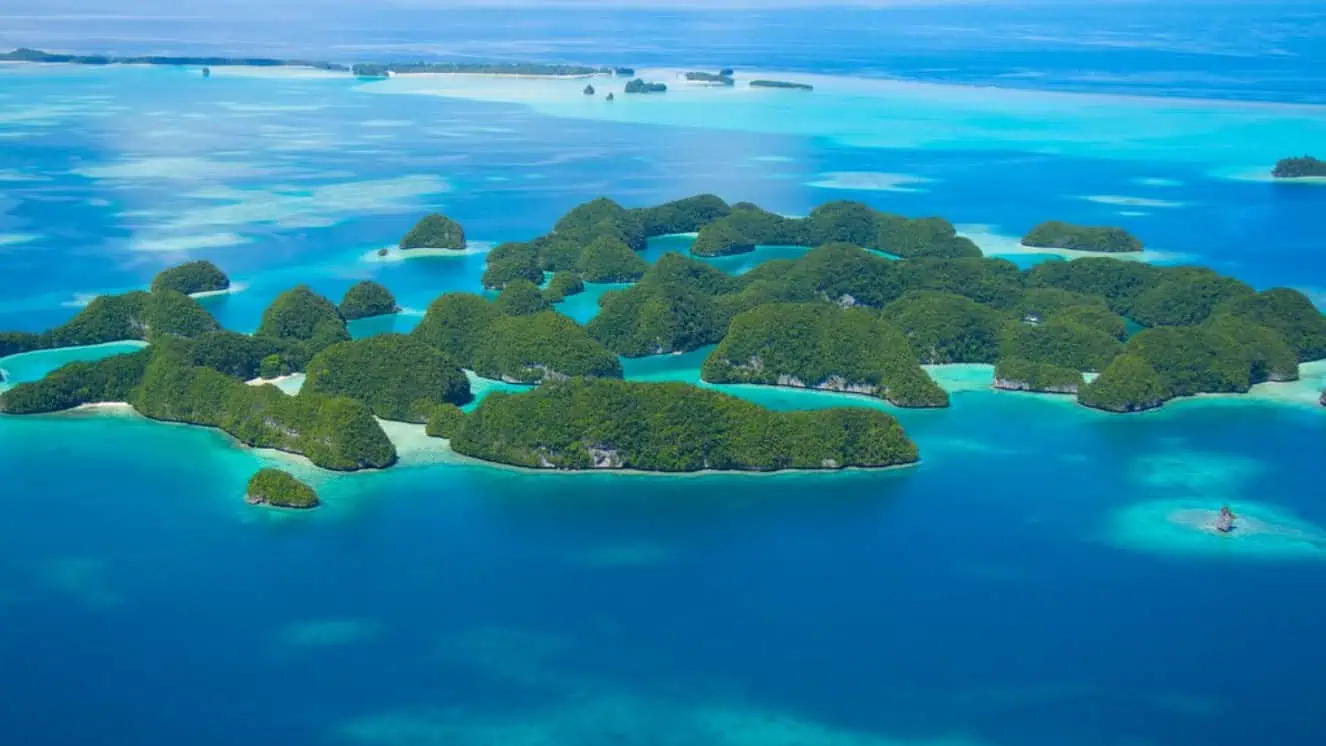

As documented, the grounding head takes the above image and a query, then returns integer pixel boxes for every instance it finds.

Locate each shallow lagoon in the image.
[2,24,1326,746]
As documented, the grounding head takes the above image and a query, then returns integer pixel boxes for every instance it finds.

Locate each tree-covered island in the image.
[749,80,815,91]
[339,280,399,320]
[685,72,735,85]
[448,378,918,472]
[246,468,320,509]
[400,213,466,250]
[1272,156,1326,179]
[625,79,668,94]
[1,47,348,71]
[151,260,230,295]
[1022,221,1143,253]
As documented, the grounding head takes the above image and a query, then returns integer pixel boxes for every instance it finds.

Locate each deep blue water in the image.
[2,4,1326,745]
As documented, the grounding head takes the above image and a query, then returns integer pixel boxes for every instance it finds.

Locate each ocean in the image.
[2,4,1325,745]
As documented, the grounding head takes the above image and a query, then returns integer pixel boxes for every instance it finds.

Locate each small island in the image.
[1022,221,1142,253]
[400,213,466,250]
[684,71,735,86]
[583,84,595,95]
[245,468,320,509]
[1,47,347,71]
[339,280,399,320]
[1272,156,1326,179]
[352,62,614,77]
[750,80,814,91]
[624,79,667,94]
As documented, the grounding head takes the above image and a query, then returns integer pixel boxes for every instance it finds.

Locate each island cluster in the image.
[3,194,1324,481]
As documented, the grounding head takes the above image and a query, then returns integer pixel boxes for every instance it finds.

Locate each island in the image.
[151,260,230,296]
[412,292,622,383]
[993,358,1084,394]
[1022,221,1143,253]
[245,468,320,509]
[583,84,595,95]
[624,79,668,94]
[1272,156,1326,179]
[352,62,614,77]
[685,71,735,86]
[400,213,466,250]
[1,47,347,71]
[750,80,814,91]
[701,303,949,408]
[447,378,919,471]
[303,333,472,422]
[339,280,399,320]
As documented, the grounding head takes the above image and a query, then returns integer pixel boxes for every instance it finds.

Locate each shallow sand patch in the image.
[245,373,306,395]
[958,224,1189,264]
[0,233,38,247]
[1107,499,1326,561]
[807,171,934,192]
[130,232,248,253]
[362,241,494,263]
[1078,194,1189,209]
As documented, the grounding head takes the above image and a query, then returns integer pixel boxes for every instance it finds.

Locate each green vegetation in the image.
[1215,288,1326,361]
[424,403,467,438]
[0,332,41,357]
[624,79,667,93]
[635,194,731,235]
[189,331,283,380]
[874,215,982,259]
[750,80,814,90]
[577,235,648,282]
[0,348,151,414]
[882,291,1005,364]
[29,290,218,348]
[1025,258,1160,316]
[1204,314,1298,383]
[994,358,1083,394]
[1125,326,1252,396]
[702,303,948,408]
[452,379,918,471]
[482,242,544,289]
[413,293,620,383]
[999,320,1123,372]
[131,340,395,471]
[245,468,319,509]
[1048,305,1128,340]
[473,312,623,383]
[543,272,585,302]
[495,279,552,316]
[142,290,221,339]
[303,334,472,422]
[4,47,348,71]
[150,260,230,295]
[898,257,1023,308]
[255,285,350,369]
[1128,267,1253,327]
[685,71,734,85]
[339,280,399,320]
[412,293,502,363]
[1022,221,1143,253]
[401,213,466,250]
[692,219,756,257]
[1077,354,1169,412]
[1272,156,1326,178]
[588,254,742,356]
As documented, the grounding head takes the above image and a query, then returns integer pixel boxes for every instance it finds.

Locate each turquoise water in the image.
[4,9,1326,744]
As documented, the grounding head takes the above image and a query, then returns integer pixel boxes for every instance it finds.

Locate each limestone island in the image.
[447,378,918,472]
[352,62,615,78]
[1022,221,1142,253]
[750,80,814,91]
[339,280,399,320]
[150,259,230,295]
[1271,156,1326,179]
[400,213,466,251]
[685,71,735,86]
[246,468,320,509]
[1,47,348,71]
[624,79,667,94]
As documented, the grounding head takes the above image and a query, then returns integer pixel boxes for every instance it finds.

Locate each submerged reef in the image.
[750,79,814,90]
[1108,499,1326,560]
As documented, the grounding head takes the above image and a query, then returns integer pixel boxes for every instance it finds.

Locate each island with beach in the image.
[246,468,321,509]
